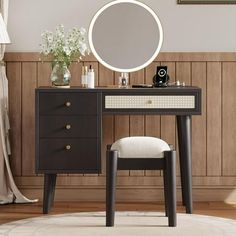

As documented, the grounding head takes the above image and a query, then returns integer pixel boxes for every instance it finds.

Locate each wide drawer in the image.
[38,138,100,172]
[103,90,201,115]
[39,116,99,138]
[105,95,195,109]
[39,92,98,115]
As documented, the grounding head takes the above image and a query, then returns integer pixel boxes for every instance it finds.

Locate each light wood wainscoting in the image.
[4,52,236,202]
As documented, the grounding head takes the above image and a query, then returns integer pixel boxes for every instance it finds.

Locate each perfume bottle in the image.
[118,72,129,88]
[87,65,95,88]
[81,66,88,88]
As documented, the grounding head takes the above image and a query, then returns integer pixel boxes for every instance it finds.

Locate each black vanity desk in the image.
[35,86,202,214]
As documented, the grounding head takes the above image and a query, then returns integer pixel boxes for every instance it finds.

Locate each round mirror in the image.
[88,0,163,73]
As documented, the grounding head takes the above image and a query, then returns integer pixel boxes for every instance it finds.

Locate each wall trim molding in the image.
[20,188,236,202]
[5,52,236,62]
[15,176,236,187]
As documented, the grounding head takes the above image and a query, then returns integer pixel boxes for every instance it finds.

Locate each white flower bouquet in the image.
[40,24,89,67]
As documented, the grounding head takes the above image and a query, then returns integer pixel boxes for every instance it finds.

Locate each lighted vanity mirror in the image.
[88,0,163,73]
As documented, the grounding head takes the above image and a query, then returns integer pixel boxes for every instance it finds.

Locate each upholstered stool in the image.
[106,136,177,227]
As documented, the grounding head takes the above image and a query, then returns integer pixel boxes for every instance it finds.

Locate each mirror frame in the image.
[88,0,163,73]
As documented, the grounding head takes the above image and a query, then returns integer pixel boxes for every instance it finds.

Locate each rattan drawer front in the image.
[105,95,195,109]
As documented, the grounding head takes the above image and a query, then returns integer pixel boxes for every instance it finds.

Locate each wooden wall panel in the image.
[176,62,191,85]
[5,52,236,202]
[207,62,222,176]
[98,64,114,86]
[69,62,82,86]
[114,72,120,86]
[21,62,37,176]
[192,62,207,176]
[222,62,236,176]
[37,62,51,87]
[7,62,22,176]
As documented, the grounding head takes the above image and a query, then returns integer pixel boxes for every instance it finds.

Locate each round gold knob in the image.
[65,102,71,107]
[147,100,152,104]
[65,124,71,130]
[65,145,71,150]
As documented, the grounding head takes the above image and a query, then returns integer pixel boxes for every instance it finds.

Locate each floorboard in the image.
[1,202,236,225]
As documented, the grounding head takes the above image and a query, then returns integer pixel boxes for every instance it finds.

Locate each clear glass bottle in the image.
[51,62,71,88]
[118,72,129,88]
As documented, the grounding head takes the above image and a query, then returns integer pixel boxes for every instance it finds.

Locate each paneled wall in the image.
[5,52,236,202]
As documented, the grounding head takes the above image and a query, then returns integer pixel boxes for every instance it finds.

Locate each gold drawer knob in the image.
[65,102,71,107]
[65,145,71,150]
[147,100,152,104]
[65,124,71,130]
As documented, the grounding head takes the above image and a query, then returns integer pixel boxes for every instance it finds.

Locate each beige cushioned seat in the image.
[111,136,170,158]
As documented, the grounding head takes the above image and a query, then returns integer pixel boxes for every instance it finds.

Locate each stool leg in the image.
[43,174,57,214]
[165,150,177,227]
[163,169,168,217]
[106,150,118,227]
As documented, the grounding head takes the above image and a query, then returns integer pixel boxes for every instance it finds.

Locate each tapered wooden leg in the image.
[177,116,186,207]
[165,150,177,227]
[163,169,168,217]
[106,150,118,227]
[177,115,193,214]
[50,174,57,208]
[43,174,57,214]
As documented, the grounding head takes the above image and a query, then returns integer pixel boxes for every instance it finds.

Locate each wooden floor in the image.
[1,202,236,225]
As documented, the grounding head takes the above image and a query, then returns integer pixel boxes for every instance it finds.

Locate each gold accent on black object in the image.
[65,102,71,107]
[65,124,71,130]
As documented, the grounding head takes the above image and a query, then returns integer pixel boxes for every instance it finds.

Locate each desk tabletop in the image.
[36,86,201,93]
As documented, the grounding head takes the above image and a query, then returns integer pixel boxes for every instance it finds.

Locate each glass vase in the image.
[51,62,71,88]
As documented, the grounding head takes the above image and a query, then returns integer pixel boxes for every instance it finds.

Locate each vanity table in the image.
[35,86,201,214]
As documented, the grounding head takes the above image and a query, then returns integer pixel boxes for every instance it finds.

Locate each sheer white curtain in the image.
[0,0,37,204]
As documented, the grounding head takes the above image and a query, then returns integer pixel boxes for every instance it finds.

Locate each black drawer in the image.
[38,138,100,172]
[39,92,98,115]
[39,116,99,138]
